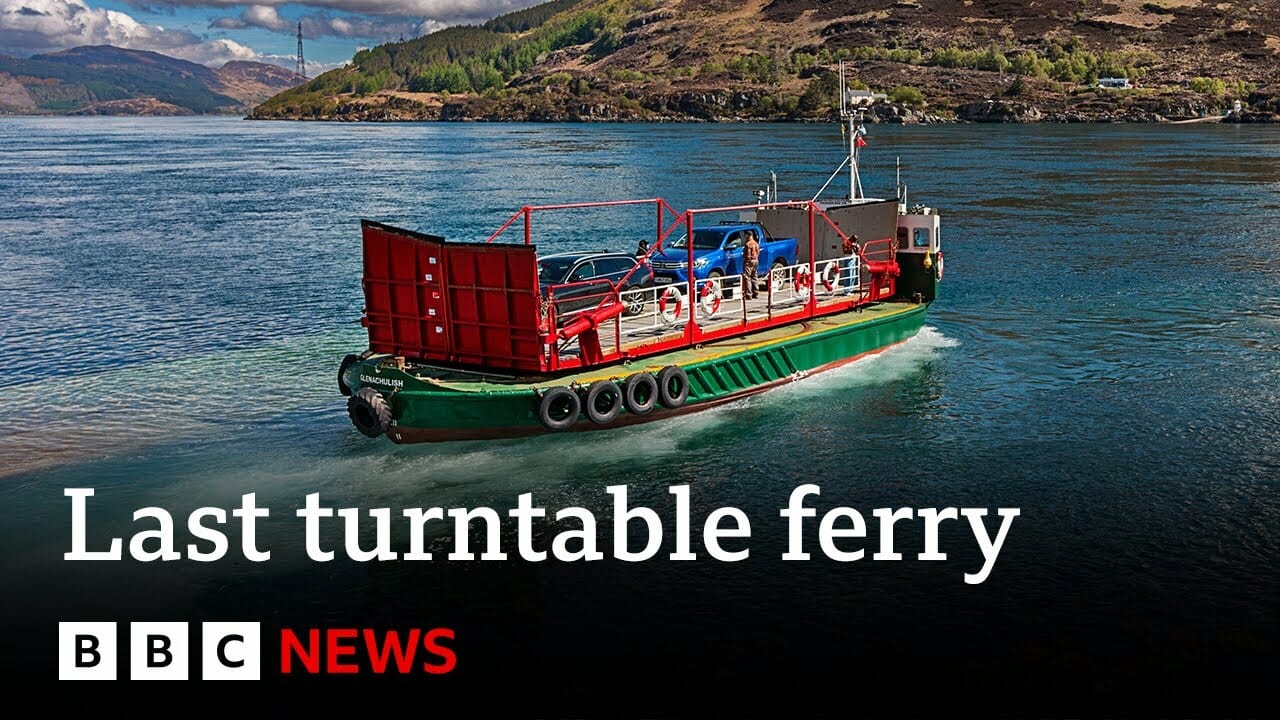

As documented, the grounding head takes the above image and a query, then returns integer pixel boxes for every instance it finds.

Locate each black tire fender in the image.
[538,387,581,432]
[348,387,392,438]
[338,354,359,397]
[623,372,659,415]
[657,365,689,409]
[584,380,623,425]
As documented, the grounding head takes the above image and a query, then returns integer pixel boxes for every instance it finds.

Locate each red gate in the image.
[360,220,546,373]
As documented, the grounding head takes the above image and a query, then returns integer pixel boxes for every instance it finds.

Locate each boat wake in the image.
[754,325,957,401]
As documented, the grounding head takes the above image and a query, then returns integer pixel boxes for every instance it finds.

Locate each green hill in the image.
[251,0,1280,122]
[0,45,302,115]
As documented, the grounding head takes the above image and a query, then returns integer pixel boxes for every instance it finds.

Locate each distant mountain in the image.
[0,45,303,116]
[252,0,1279,123]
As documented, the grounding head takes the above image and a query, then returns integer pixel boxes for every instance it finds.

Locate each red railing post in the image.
[767,263,773,321]
[523,207,532,246]
[685,211,697,344]
[547,291,559,371]
[807,203,817,318]
[656,200,663,249]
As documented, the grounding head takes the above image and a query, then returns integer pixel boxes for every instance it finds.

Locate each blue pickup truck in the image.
[649,223,798,285]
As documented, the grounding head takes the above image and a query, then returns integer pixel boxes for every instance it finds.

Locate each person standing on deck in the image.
[743,230,761,299]
[843,233,860,293]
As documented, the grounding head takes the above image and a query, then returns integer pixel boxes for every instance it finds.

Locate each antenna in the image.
[812,63,886,203]
[296,21,307,80]
[838,61,886,202]
[896,156,907,208]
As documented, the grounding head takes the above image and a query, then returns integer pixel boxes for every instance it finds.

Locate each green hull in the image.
[346,301,927,443]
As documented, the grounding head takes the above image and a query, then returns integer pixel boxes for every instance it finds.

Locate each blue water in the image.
[1,117,1277,705]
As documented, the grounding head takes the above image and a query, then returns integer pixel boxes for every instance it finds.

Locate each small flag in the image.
[855,135,868,148]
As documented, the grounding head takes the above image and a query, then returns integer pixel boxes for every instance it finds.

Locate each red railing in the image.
[514,198,901,372]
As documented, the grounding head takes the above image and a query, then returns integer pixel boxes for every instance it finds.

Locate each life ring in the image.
[697,278,722,318]
[820,261,840,293]
[936,252,944,281]
[583,380,623,425]
[348,387,392,438]
[794,265,813,296]
[657,366,689,409]
[538,387,580,432]
[623,372,658,415]
[338,354,359,397]
[658,286,684,325]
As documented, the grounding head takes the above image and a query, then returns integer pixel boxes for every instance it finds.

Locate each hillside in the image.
[251,0,1280,123]
[0,46,302,116]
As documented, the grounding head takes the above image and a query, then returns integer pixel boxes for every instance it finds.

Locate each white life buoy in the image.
[658,286,685,325]
[820,261,840,293]
[697,278,722,318]
[794,265,813,297]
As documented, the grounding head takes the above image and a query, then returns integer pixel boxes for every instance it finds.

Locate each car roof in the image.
[539,251,633,262]
[694,224,754,232]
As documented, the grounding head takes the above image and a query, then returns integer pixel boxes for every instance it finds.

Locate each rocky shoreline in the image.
[250,86,1280,124]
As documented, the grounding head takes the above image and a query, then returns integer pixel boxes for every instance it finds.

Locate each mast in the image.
[839,61,869,202]
[813,64,883,204]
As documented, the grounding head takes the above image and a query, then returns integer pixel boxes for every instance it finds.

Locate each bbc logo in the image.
[58,622,261,680]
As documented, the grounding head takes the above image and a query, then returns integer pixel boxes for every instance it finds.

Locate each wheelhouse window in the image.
[913,228,931,248]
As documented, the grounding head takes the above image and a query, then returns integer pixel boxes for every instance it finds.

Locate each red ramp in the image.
[360,220,546,373]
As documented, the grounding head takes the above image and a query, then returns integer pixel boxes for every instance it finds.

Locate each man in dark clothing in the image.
[743,230,761,300]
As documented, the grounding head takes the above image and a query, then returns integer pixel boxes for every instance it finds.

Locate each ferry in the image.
[338,69,944,442]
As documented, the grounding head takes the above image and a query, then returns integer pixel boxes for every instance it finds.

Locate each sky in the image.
[0,0,545,70]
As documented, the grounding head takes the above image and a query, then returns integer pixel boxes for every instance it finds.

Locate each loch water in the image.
[0,118,1276,708]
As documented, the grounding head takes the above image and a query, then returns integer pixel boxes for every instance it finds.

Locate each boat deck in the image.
[604,281,867,354]
[400,300,922,391]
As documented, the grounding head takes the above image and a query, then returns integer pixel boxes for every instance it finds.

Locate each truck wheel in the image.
[348,388,392,438]
[770,260,787,291]
[657,366,689,409]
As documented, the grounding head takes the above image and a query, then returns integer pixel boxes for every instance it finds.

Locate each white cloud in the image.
[0,0,288,68]
[213,5,421,40]
[169,36,258,64]
[1,0,545,71]
[205,1,538,44]
[211,4,290,31]
[176,0,542,20]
